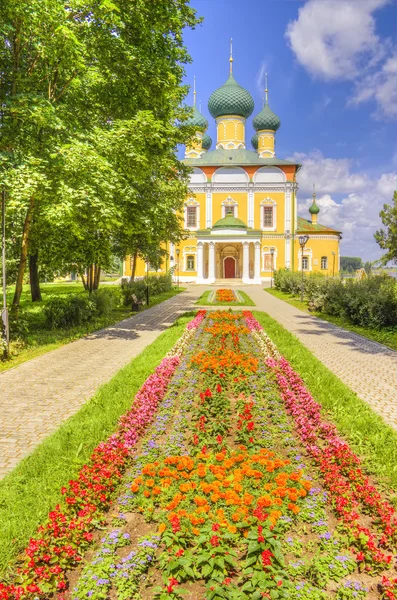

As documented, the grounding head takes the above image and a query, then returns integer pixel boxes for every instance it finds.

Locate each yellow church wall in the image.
[294,236,340,275]
[216,116,245,147]
[253,192,285,232]
[212,192,248,223]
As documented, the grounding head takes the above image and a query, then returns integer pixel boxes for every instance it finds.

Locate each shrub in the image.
[274,269,397,329]
[90,287,122,317]
[121,273,172,306]
[44,295,95,329]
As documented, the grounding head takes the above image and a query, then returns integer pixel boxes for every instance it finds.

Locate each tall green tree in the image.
[375,190,397,264]
[0,0,200,304]
[340,256,363,272]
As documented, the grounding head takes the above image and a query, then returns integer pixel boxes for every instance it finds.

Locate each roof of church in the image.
[296,216,341,235]
[213,215,247,229]
[183,148,300,167]
[208,73,255,119]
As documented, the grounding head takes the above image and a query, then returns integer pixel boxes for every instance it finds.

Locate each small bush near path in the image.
[274,269,397,329]
[267,287,397,351]
[0,313,194,575]
[196,289,255,306]
[0,282,184,372]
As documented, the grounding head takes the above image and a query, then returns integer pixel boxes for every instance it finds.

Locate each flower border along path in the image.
[70,312,395,599]
[0,312,206,600]
[195,290,255,307]
[3,310,397,598]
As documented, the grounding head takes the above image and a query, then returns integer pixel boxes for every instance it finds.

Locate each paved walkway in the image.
[0,287,206,478]
[1,284,397,479]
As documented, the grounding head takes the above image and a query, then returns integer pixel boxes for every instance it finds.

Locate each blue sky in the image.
[182,0,397,261]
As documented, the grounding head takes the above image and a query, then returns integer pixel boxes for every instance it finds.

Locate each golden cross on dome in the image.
[229,38,233,73]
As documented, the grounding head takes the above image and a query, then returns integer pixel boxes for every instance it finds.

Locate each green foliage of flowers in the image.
[196,290,256,306]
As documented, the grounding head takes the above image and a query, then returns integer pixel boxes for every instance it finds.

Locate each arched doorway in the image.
[224,256,236,278]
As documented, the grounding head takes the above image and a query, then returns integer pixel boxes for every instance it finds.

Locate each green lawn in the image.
[0,312,194,576]
[0,283,184,373]
[254,311,397,493]
[196,289,255,306]
[266,288,397,351]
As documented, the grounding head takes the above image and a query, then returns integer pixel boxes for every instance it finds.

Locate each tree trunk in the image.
[93,265,101,290]
[79,271,87,290]
[29,252,42,301]
[87,265,92,294]
[130,250,138,283]
[13,196,35,306]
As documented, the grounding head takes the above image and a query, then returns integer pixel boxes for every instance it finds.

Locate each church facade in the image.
[123,58,341,284]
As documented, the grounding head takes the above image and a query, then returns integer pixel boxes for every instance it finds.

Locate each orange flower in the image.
[158,523,166,534]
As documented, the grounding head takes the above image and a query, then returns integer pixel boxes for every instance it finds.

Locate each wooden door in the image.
[224,257,236,278]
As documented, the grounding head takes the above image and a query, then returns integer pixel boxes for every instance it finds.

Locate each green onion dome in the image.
[186,105,208,132]
[212,215,247,230]
[208,73,254,119]
[202,133,212,150]
[309,199,320,215]
[251,133,258,150]
[253,103,281,132]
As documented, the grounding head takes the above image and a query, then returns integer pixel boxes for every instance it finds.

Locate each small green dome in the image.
[208,73,254,119]
[251,133,258,150]
[212,215,247,230]
[253,103,281,132]
[202,133,212,150]
[185,105,208,132]
[309,200,320,215]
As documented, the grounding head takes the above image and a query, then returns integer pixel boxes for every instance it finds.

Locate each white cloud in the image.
[285,0,396,119]
[350,50,397,118]
[293,151,396,260]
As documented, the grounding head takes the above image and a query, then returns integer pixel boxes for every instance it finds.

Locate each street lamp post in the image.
[176,248,180,289]
[270,248,275,288]
[332,251,336,277]
[298,235,309,303]
[1,187,9,358]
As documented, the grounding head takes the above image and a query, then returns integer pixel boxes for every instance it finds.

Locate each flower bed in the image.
[2,309,397,599]
[215,289,238,303]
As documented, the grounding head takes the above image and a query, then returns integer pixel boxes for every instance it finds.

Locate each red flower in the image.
[216,435,223,444]
[167,577,179,593]
[356,551,365,561]
[216,384,222,393]
[210,535,220,547]
[175,548,184,557]
[261,549,273,568]
[212,523,220,531]
[247,422,254,431]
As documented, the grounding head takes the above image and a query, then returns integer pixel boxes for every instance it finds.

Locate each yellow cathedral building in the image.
[124,54,341,284]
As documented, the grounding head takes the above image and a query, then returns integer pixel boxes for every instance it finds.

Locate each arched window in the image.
[186,255,195,271]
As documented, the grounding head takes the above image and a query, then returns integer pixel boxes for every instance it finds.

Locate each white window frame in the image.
[260,198,277,231]
[299,248,312,272]
[221,196,238,219]
[184,199,200,231]
[186,254,195,271]
[321,256,328,270]
[182,246,197,272]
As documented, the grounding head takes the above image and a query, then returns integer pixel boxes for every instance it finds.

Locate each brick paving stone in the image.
[0,287,206,479]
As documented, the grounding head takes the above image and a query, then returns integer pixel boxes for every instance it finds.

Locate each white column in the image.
[242,242,250,283]
[206,185,212,228]
[254,242,261,283]
[208,242,215,283]
[248,185,254,228]
[196,242,204,283]
[285,183,291,233]
[285,237,291,270]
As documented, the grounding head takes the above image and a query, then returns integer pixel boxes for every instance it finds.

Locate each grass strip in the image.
[0,312,194,576]
[0,288,184,374]
[195,290,255,306]
[253,310,397,491]
[266,288,397,351]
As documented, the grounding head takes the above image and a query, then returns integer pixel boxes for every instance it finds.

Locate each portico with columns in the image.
[196,235,262,284]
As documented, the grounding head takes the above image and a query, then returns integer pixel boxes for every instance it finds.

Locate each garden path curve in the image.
[0,287,206,479]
